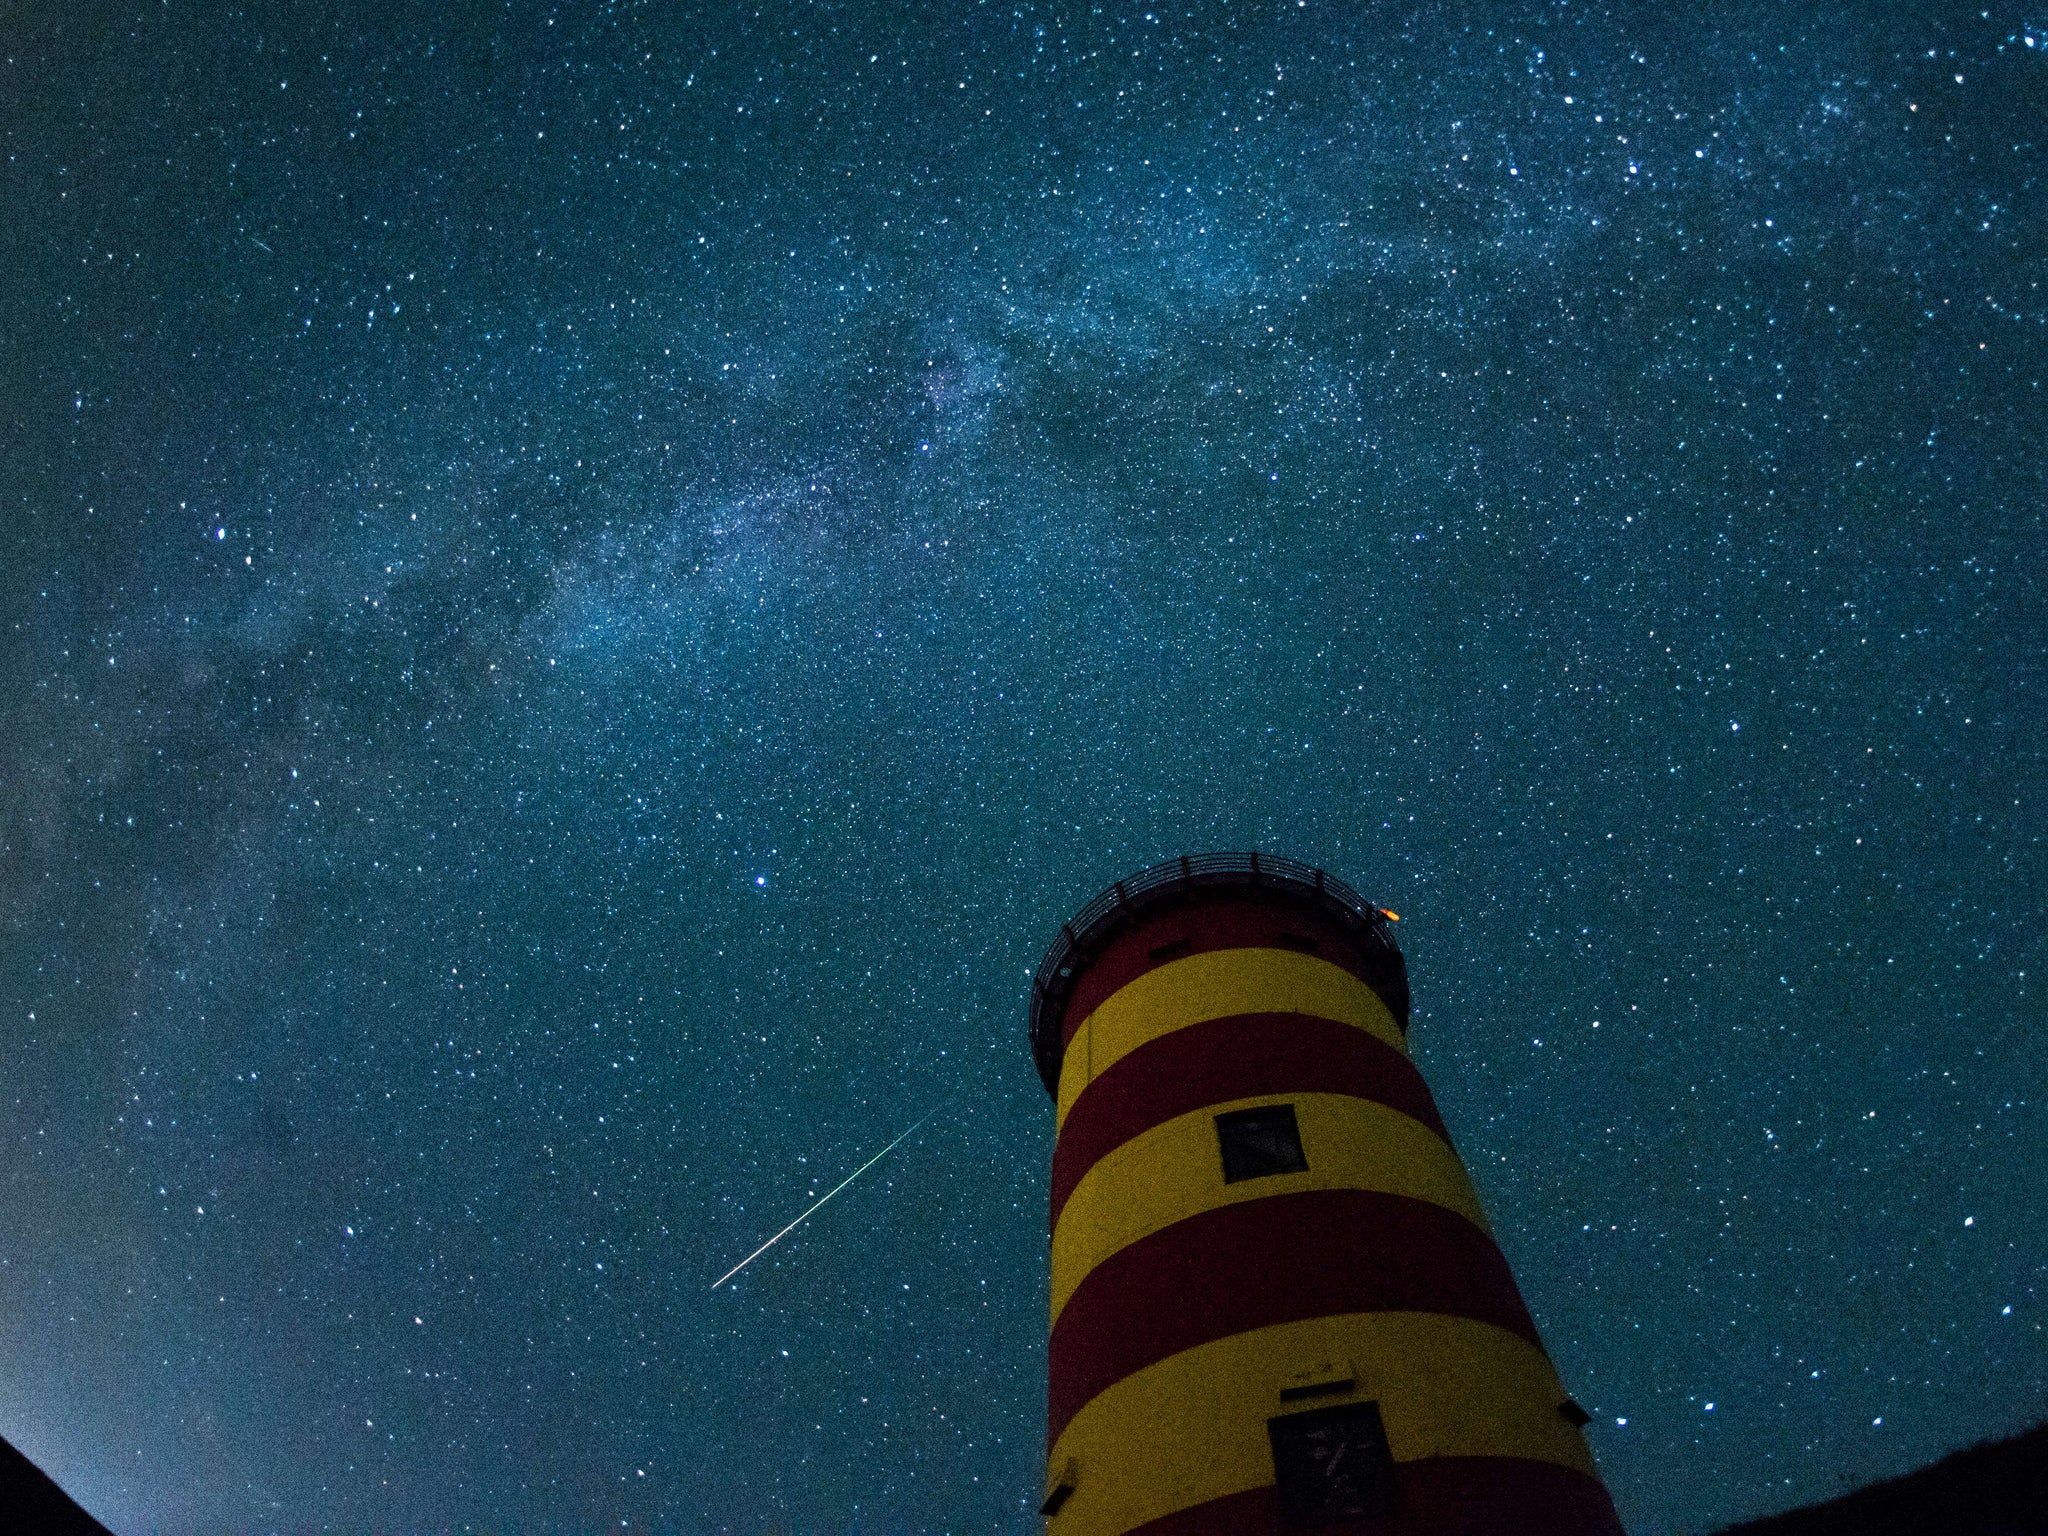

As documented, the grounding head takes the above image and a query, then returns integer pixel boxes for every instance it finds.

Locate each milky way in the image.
[3,4,2043,1531]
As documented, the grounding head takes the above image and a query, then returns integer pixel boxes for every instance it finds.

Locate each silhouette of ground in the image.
[1714,1423,2048,1536]
[0,1432,114,1534]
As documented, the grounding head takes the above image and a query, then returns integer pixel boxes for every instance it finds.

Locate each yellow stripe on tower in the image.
[1049,1093,1490,1325]
[1055,948,1405,1125]
[1046,1312,1591,1536]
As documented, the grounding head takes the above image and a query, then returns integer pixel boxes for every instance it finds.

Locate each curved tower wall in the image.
[1029,855,1622,1536]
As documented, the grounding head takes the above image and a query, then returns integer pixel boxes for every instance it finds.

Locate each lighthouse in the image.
[1028,853,1623,1535]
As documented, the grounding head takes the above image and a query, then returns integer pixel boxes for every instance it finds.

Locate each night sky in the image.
[4,3,2044,1532]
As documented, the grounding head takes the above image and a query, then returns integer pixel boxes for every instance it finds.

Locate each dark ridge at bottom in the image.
[0,1433,116,1536]
[1714,1421,2048,1536]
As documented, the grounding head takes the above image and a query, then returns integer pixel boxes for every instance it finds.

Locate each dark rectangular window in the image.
[1268,1400,1399,1529]
[1216,1104,1309,1184]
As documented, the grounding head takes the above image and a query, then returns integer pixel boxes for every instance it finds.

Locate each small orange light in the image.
[1380,908,1401,922]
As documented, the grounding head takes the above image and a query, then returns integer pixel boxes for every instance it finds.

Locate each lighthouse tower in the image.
[1028,854,1623,1536]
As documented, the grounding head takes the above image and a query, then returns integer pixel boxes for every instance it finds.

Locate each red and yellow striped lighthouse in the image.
[1028,854,1623,1535]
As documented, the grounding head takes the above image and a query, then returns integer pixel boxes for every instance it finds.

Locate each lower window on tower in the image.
[1215,1103,1309,1183]
[1267,1399,1400,1529]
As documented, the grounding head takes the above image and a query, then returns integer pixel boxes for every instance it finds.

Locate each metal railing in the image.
[1026,852,1404,1097]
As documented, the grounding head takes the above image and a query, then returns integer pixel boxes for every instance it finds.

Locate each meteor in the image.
[708,1111,935,1290]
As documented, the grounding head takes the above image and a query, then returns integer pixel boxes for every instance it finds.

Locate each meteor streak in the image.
[708,1111,935,1290]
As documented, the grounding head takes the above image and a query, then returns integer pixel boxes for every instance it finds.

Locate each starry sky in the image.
[3,2,2044,1532]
